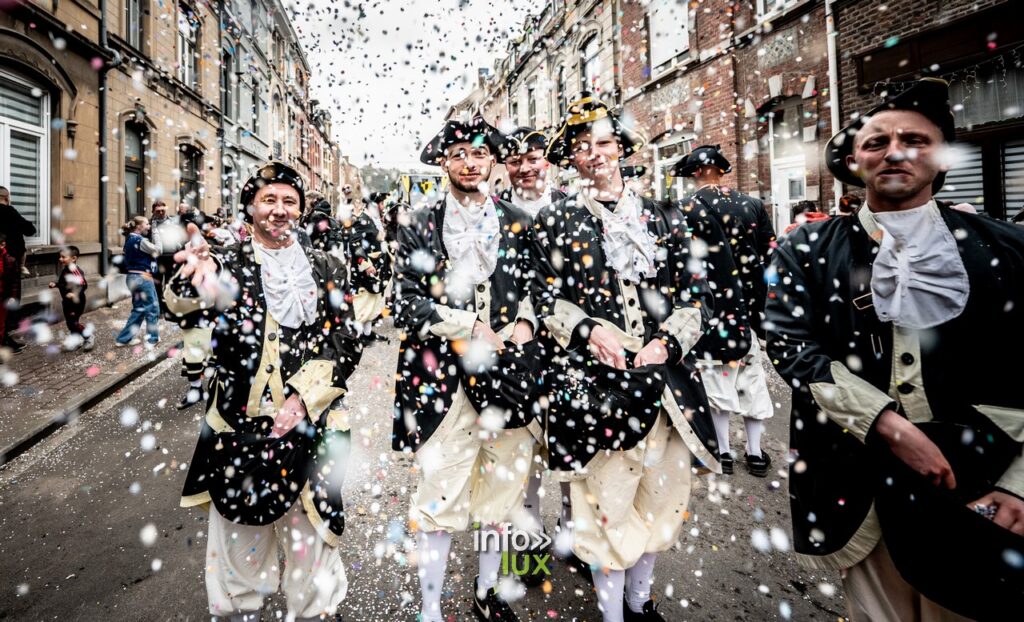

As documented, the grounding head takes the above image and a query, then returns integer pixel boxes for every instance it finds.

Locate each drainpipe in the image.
[217,0,227,218]
[98,0,110,279]
[825,0,842,212]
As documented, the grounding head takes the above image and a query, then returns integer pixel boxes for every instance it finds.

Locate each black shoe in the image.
[519,534,550,588]
[745,452,771,478]
[624,597,666,621]
[3,336,26,353]
[177,388,203,410]
[720,452,734,475]
[473,577,519,621]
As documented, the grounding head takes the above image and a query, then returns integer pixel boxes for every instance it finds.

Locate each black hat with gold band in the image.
[419,115,510,165]
[239,160,306,222]
[824,78,956,193]
[506,127,549,156]
[546,92,646,168]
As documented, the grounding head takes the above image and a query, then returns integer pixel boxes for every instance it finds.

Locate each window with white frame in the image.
[221,50,237,119]
[125,0,144,50]
[0,72,49,245]
[580,34,600,92]
[177,3,200,89]
[757,0,800,20]
[648,0,689,74]
[527,81,537,126]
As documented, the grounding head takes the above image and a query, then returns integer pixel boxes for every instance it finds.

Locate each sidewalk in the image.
[0,301,181,465]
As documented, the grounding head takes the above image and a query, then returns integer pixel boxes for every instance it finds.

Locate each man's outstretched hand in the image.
[173,222,220,294]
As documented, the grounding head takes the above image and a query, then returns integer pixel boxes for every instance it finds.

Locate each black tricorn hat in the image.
[506,126,549,156]
[875,418,1024,619]
[546,92,647,168]
[368,191,388,204]
[419,115,509,165]
[461,341,540,429]
[673,144,732,177]
[239,161,306,222]
[825,78,956,193]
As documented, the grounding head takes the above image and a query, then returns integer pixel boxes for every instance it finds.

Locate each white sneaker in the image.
[116,338,142,347]
[83,335,96,352]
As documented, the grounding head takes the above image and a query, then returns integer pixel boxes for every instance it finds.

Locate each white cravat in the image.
[441,193,501,305]
[577,185,658,283]
[868,201,970,329]
[253,241,319,329]
[508,188,552,218]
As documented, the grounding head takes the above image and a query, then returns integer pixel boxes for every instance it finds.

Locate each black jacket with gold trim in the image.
[167,242,362,546]
[766,205,1024,569]
[530,192,721,472]
[391,196,536,452]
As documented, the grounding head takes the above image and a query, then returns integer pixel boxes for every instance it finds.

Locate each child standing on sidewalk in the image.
[115,217,161,347]
[48,245,94,352]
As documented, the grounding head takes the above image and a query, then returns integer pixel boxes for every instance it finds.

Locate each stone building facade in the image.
[1,0,336,306]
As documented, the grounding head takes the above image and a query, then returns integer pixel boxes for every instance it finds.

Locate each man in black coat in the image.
[498,127,566,217]
[348,191,392,343]
[0,185,36,352]
[767,78,1024,620]
[166,161,362,621]
[534,93,718,622]
[394,115,536,622]
[674,146,777,476]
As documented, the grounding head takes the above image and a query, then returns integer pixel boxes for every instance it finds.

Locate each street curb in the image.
[0,341,181,466]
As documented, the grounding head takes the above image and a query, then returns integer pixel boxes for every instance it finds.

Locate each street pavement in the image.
[0,320,849,621]
[0,301,181,464]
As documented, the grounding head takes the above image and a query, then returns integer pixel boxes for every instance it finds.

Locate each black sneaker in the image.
[520,534,550,588]
[177,388,204,410]
[720,452,734,475]
[624,597,666,621]
[745,452,771,478]
[472,577,519,621]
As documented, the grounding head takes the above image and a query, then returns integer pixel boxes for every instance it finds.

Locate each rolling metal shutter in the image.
[935,142,985,210]
[1003,139,1024,222]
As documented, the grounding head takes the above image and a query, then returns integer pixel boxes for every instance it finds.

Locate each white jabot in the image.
[442,193,501,299]
[253,240,319,329]
[577,186,658,283]
[508,188,551,218]
[868,201,970,329]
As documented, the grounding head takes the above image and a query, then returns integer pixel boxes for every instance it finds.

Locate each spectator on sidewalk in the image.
[115,217,161,347]
[0,185,37,353]
[837,193,862,216]
[48,245,94,352]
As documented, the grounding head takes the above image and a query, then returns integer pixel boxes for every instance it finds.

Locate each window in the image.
[272,94,283,158]
[580,34,600,92]
[0,72,49,245]
[125,0,144,50]
[648,0,689,74]
[124,122,148,217]
[527,81,537,126]
[221,50,237,118]
[768,99,805,159]
[757,0,800,19]
[510,100,519,126]
[178,145,203,207]
[222,163,236,214]
[177,3,200,89]
[555,65,567,120]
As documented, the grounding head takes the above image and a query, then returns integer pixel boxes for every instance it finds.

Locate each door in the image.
[770,156,806,233]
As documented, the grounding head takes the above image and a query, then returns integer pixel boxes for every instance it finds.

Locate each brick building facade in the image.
[834,0,1023,221]
[1,0,337,307]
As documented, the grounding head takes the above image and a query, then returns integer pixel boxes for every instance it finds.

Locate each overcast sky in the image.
[289,0,532,170]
